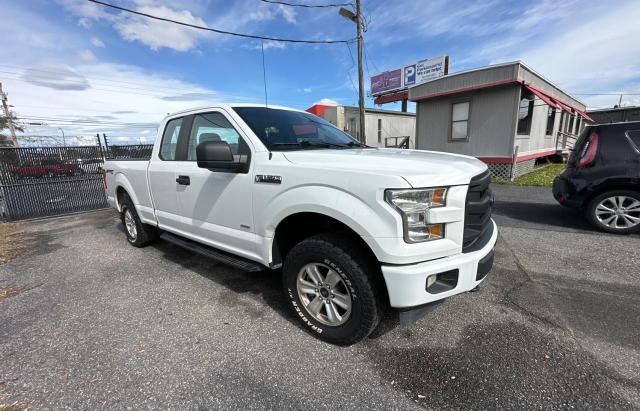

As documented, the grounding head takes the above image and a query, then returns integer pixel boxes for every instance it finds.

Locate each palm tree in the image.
[0,111,24,147]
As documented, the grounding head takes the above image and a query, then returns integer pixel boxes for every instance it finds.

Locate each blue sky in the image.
[2,0,639,143]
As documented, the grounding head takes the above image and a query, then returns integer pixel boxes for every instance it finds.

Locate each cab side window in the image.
[159,117,183,160]
[187,112,245,161]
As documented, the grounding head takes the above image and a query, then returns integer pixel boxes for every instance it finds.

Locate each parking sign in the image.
[404,64,416,87]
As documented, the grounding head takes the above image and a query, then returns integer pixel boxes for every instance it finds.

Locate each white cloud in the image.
[277,5,297,24]
[78,17,91,29]
[7,62,257,139]
[78,49,97,63]
[248,4,296,24]
[22,64,90,90]
[114,5,207,51]
[90,37,105,48]
[302,88,312,93]
[59,0,207,52]
[313,98,339,106]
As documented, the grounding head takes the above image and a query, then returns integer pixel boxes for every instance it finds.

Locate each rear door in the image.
[147,116,185,230]
[172,110,259,261]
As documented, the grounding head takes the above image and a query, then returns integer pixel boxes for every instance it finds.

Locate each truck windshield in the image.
[233,106,366,151]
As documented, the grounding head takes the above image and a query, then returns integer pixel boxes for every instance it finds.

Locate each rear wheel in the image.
[282,233,383,345]
[586,190,640,234]
[120,195,159,247]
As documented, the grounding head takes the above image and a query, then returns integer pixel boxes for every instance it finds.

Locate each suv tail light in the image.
[576,131,599,168]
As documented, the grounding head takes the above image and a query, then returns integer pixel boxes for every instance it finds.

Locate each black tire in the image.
[282,233,383,345]
[120,195,159,247]
[585,190,640,234]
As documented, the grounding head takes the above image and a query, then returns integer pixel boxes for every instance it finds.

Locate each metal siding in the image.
[410,63,519,100]
[364,112,416,148]
[517,65,585,111]
[415,85,518,157]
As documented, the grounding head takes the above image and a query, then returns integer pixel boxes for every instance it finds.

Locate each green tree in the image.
[0,110,24,147]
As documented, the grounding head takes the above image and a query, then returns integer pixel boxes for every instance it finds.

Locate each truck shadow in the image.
[148,235,405,337]
[151,238,299,325]
[492,200,594,232]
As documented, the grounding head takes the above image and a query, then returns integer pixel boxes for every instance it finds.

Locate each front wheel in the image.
[282,234,383,345]
[586,191,640,234]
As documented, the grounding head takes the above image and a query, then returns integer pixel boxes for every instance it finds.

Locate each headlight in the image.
[385,188,447,243]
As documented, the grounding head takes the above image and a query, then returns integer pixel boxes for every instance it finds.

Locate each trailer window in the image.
[545,107,556,136]
[517,95,534,135]
[451,102,470,140]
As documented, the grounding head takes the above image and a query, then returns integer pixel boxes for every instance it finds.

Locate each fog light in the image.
[426,269,459,294]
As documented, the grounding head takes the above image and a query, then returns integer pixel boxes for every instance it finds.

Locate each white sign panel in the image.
[414,56,447,84]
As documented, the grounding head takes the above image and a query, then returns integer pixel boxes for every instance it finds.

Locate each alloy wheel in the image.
[595,196,640,229]
[124,209,138,240]
[296,262,352,326]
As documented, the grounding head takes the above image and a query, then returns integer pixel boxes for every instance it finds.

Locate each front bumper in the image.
[381,219,497,308]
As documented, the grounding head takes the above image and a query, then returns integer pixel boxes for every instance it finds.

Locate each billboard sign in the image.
[371,55,448,96]
[414,56,447,84]
[370,68,402,95]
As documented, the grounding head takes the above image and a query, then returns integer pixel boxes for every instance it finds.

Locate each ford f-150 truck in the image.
[104,104,497,345]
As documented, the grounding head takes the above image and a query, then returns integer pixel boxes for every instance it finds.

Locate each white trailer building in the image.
[306,104,416,149]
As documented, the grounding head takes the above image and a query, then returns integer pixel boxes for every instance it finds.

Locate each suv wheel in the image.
[120,195,159,247]
[282,234,383,345]
[586,191,640,234]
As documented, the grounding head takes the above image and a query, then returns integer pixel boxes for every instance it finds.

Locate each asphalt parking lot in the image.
[1,184,639,409]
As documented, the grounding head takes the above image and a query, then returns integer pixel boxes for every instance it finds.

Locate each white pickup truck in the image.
[104,104,497,345]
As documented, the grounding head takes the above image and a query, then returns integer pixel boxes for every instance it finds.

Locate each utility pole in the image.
[355,0,365,144]
[0,82,18,147]
[340,1,366,143]
[58,127,66,146]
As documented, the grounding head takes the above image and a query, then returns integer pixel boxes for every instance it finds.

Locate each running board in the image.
[159,232,266,272]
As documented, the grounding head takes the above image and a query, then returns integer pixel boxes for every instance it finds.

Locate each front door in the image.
[173,110,258,261]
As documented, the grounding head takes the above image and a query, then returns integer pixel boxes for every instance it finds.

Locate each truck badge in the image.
[255,175,282,184]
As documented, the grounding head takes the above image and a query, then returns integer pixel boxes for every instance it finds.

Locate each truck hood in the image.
[282,148,487,187]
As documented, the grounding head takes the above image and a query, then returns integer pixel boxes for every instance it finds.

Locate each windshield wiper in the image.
[271,141,353,149]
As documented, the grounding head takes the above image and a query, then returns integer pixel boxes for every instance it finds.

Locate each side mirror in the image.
[196,140,244,172]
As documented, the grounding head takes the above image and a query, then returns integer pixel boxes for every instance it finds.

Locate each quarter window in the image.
[451,102,470,140]
[159,117,182,160]
[187,112,244,161]
[517,94,534,135]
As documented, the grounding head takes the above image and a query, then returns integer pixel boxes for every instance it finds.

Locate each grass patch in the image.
[493,163,565,187]
[0,223,32,263]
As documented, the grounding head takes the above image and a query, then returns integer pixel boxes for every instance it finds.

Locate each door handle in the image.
[176,175,190,185]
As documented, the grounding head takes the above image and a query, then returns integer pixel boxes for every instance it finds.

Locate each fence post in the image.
[510,146,519,181]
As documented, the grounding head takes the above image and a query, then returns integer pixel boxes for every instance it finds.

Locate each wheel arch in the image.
[271,211,380,269]
[583,182,640,208]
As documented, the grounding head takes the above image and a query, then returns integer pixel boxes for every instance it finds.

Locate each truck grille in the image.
[463,170,493,252]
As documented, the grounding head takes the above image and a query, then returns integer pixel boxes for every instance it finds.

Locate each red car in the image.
[11,160,82,178]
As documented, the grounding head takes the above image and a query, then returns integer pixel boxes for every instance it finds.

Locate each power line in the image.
[259,0,353,8]
[573,93,640,96]
[88,0,355,44]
